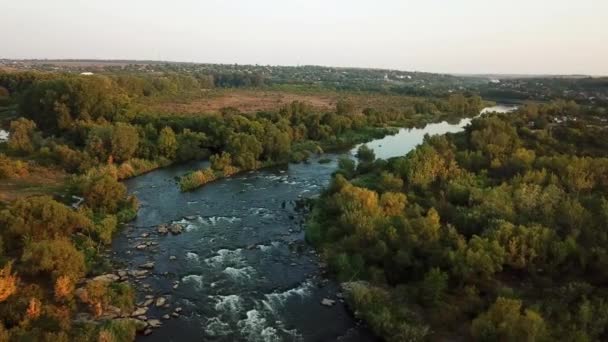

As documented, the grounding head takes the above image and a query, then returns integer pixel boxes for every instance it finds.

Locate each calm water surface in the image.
[111,105,516,341]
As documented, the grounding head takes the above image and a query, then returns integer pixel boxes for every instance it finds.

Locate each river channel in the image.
[110,105,516,341]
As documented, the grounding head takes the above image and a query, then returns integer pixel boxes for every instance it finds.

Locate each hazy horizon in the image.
[2,0,607,75]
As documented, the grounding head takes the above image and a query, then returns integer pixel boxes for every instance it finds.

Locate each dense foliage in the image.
[308,101,608,341]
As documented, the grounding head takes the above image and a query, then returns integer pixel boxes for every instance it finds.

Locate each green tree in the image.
[356,145,375,163]
[471,297,547,342]
[0,196,92,242]
[81,174,127,213]
[158,126,178,159]
[111,123,139,162]
[419,268,448,306]
[21,238,86,281]
[227,133,263,169]
[8,118,37,154]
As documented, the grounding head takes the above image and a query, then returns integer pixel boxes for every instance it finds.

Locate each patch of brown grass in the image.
[0,165,67,202]
[146,89,337,115]
[142,88,425,116]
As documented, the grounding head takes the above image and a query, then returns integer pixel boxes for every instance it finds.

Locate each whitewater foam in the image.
[262,280,314,314]
[205,248,245,267]
[181,274,204,289]
[185,252,200,262]
[237,310,281,342]
[213,294,243,315]
[223,266,255,282]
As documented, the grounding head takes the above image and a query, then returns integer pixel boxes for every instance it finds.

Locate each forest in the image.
[0,69,483,340]
[307,100,608,341]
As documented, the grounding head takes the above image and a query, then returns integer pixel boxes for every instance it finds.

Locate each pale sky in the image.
[1,0,607,75]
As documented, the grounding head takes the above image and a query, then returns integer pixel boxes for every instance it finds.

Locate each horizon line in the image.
[1,58,606,78]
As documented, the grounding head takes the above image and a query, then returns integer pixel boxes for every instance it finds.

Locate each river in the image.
[111,105,516,341]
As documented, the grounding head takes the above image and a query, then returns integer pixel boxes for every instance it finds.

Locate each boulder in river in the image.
[169,224,183,235]
[148,319,162,328]
[157,224,169,235]
[131,307,148,317]
[155,296,167,307]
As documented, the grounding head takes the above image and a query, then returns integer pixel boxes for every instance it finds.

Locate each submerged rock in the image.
[321,298,336,306]
[139,262,155,269]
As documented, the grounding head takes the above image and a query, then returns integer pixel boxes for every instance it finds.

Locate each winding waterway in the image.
[111,105,516,341]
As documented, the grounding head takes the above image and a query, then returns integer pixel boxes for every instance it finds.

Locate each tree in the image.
[21,238,86,281]
[336,99,356,115]
[471,297,547,341]
[0,196,92,241]
[419,268,448,306]
[158,126,177,159]
[0,262,18,303]
[210,152,232,171]
[261,124,291,162]
[227,133,263,169]
[404,144,449,188]
[176,129,207,162]
[380,192,407,216]
[8,118,37,154]
[20,76,128,131]
[379,172,404,192]
[111,123,139,162]
[54,275,74,301]
[452,236,505,281]
[356,145,375,164]
[337,157,356,179]
[81,174,127,213]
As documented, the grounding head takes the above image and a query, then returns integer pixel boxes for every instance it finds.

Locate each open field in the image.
[143,89,336,114]
[0,165,67,202]
[140,88,435,115]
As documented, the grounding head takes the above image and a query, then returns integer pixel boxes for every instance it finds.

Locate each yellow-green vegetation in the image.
[176,95,481,191]
[308,101,608,341]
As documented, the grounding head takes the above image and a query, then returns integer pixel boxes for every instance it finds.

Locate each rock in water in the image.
[139,262,155,269]
[155,297,167,307]
[148,319,162,328]
[321,298,336,306]
[92,273,120,283]
[131,307,148,317]
[169,224,183,235]
[157,224,169,235]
